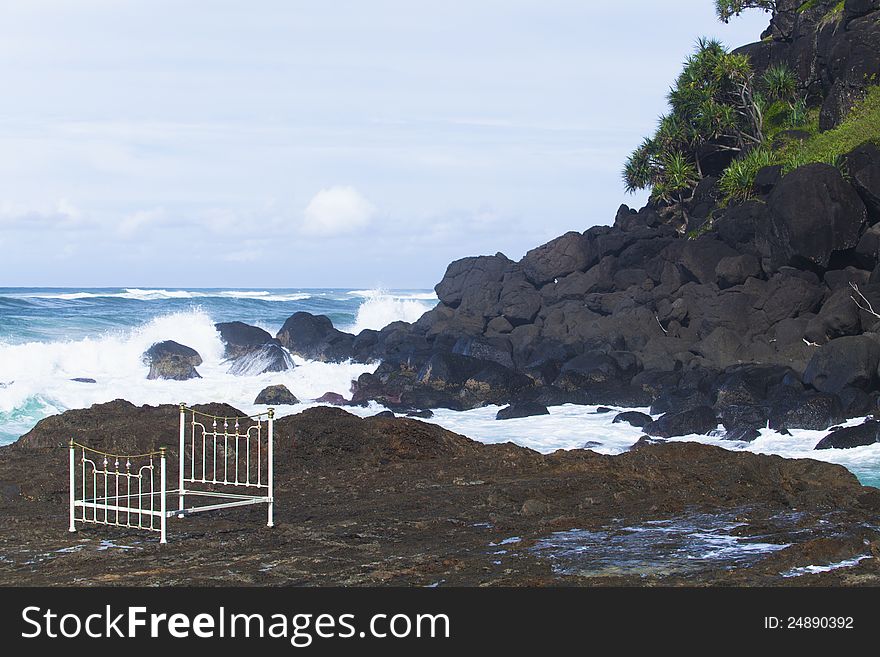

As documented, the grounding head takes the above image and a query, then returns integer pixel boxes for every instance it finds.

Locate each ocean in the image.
[2,287,879,488]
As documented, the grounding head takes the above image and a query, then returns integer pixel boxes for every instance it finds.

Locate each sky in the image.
[0,1,769,289]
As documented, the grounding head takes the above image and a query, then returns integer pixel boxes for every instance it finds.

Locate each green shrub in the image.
[718,147,774,202]
[762,64,796,102]
[780,85,880,170]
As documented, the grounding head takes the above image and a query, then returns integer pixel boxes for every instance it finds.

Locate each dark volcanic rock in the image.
[553,352,636,391]
[759,164,867,273]
[753,164,782,195]
[815,420,880,450]
[845,143,880,222]
[15,399,241,452]
[143,340,202,380]
[315,392,349,406]
[216,321,293,375]
[416,352,533,407]
[254,385,299,406]
[713,364,794,410]
[521,232,594,286]
[70,378,96,384]
[434,252,512,309]
[215,321,277,358]
[6,402,880,586]
[804,288,863,344]
[644,406,718,438]
[715,254,761,289]
[612,411,653,428]
[276,312,355,363]
[495,402,550,420]
[722,427,762,442]
[803,335,880,394]
[650,390,713,416]
[769,393,845,432]
[227,344,294,376]
[720,404,770,431]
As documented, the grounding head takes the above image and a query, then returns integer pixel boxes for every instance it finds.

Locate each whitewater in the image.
[1,287,879,489]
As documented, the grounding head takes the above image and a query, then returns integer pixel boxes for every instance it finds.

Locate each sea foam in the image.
[345,289,436,334]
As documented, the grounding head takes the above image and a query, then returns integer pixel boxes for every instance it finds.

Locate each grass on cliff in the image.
[719,84,880,202]
[783,84,880,168]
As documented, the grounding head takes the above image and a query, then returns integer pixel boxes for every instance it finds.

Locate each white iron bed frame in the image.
[68,404,274,543]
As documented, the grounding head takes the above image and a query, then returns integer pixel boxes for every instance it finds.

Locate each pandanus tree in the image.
[622,39,765,226]
[622,37,801,227]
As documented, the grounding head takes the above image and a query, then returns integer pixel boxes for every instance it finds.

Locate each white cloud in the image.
[0,198,84,228]
[117,207,166,238]
[301,186,375,237]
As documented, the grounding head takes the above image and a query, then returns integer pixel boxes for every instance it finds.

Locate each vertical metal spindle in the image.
[92,465,97,522]
[149,457,155,530]
[103,457,109,523]
[267,409,274,527]
[159,447,167,544]
[114,458,120,525]
[126,460,132,527]
[68,441,76,533]
[178,403,186,517]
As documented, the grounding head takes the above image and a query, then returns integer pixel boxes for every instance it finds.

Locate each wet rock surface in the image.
[254,385,299,406]
[3,403,880,587]
[142,341,202,381]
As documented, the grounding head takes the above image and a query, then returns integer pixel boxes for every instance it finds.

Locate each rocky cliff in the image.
[267,5,880,444]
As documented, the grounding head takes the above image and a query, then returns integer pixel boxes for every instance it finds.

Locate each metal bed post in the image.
[160,447,167,544]
[267,408,274,528]
[178,403,186,518]
[68,440,76,533]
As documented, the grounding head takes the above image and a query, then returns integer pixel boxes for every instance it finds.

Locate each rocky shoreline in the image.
[132,3,880,453]
[2,402,880,586]
[3,1,880,587]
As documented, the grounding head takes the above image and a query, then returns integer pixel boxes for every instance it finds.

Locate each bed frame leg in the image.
[68,440,76,533]
[267,408,274,528]
[160,447,168,544]
[178,403,186,518]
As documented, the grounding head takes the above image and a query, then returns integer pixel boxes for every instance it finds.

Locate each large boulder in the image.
[819,12,880,129]
[612,411,653,428]
[215,321,278,358]
[769,393,845,431]
[713,364,794,409]
[498,269,542,326]
[416,352,533,407]
[276,312,354,363]
[715,254,762,289]
[520,232,595,286]
[254,384,299,405]
[227,344,293,376]
[143,341,202,380]
[720,404,770,431]
[495,402,550,420]
[804,288,863,344]
[758,164,867,273]
[844,143,880,223]
[644,406,718,438]
[552,352,635,391]
[815,419,880,450]
[434,253,512,310]
[802,335,880,394]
